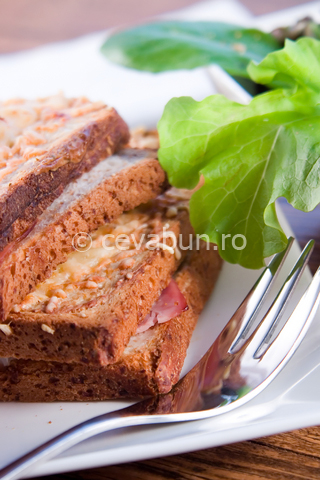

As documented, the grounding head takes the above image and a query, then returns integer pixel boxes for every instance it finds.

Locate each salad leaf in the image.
[101,21,280,78]
[248,37,320,90]
[158,38,320,268]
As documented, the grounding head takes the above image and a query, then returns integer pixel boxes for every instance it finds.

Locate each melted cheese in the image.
[13,189,188,316]
[14,211,156,314]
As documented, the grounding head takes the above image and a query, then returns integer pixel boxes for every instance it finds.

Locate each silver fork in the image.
[1,238,320,480]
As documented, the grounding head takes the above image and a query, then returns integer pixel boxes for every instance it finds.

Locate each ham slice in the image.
[136,279,188,334]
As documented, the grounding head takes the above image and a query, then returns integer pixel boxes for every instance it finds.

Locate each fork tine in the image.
[244,239,314,358]
[255,266,320,368]
[229,237,294,353]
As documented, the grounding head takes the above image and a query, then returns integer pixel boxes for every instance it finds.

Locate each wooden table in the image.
[1,1,320,478]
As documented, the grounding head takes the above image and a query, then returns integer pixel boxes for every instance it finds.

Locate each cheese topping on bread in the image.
[0,94,108,186]
[13,209,178,315]
[12,190,191,316]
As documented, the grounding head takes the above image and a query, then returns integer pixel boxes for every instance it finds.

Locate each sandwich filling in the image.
[12,193,189,320]
[12,212,172,314]
[137,279,188,333]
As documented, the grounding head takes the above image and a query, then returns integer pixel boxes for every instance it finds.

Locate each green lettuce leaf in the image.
[101,21,280,78]
[158,38,320,268]
[248,37,320,90]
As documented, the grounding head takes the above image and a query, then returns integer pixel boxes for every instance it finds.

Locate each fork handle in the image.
[0,409,151,480]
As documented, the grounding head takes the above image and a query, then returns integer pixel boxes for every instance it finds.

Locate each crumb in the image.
[0,324,13,336]
[41,323,55,335]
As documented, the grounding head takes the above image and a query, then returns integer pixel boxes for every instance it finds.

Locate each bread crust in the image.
[0,242,222,401]
[0,148,167,320]
[0,106,129,248]
[0,211,192,365]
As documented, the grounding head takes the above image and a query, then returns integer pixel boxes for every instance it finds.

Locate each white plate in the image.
[1,1,320,477]
[1,211,318,477]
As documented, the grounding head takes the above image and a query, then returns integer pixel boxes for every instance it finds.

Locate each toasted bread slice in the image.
[0,242,222,401]
[0,94,129,252]
[0,148,167,320]
[0,197,193,365]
